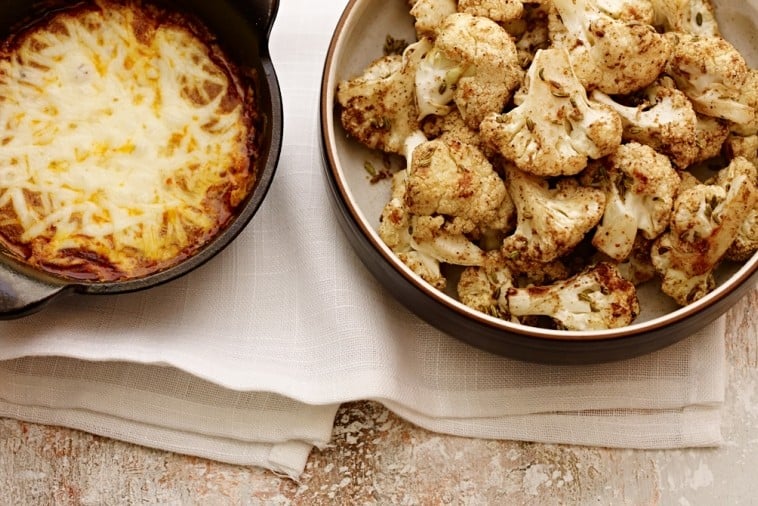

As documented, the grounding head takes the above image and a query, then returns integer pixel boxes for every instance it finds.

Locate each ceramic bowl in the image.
[320,0,758,363]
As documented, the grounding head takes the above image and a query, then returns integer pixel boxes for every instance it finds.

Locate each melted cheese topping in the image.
[0,2,253,281]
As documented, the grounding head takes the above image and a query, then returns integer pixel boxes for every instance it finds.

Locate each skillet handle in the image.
[250,0,280,46]
[0,261,68,320]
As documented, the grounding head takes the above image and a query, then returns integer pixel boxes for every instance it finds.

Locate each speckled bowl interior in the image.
[321,0,758,363]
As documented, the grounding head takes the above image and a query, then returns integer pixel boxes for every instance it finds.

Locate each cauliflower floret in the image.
[457,250,516,318]
[583,143,680,261]
[405,138,514,235]
[672,157,758,273]
[504,249,573,286]
[457,247,571,320]
[409,0,458,38]
[511,3,551,68]
[650,0,721,36]
[592,81,699,169]
[665,33,755,126]
[504,262,641,330]
[732,69,758,137]
[611,236,657,286]
[725,206,758,262]
[652,157,758,305]
[415,13,522,129]
[724,134,758,167]
[381,136,517,282]
[337,41,431,158]
[421,109,484,149]
[480,48,622,177]
[378,171,448,289]
[550,0,671,94]
[502,165,606,263]
[379,168,486,284]
[596,0,655,23]
[458,0,524,23]
[693,114,730,165]
[678,170,703,193]
[410,214,487,265]
[651,234,716,305]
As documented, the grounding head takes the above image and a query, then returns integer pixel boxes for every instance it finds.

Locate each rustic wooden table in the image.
[0,287,754,505]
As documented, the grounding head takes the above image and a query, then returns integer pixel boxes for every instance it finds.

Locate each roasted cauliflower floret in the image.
[583,143,681,261]
[409,0,458,38]
[511,2,551,69]
[337,41,430,158]
[651,234,716,306]
[724,134,758,167]
[591,80,699,169]
[409,214,487,265]
[480,48,622,177]
[651,0,721,36]
[457,250,516,319]
[458,0,525,23]
[732,69,758,137]
[405,138,514,236]
[725,206,758,262]
[665,33,755,126]
[378,171,448,289]
[379,168,487,284]
[421,109,484,149]
[611,236,657,286]
[502,165,606,263]
[505,262,641,330]
[415,13,522,128]
[693,115,730,165]
[678,170,703,194]
[652,157,758,305]
[550,0,671,94]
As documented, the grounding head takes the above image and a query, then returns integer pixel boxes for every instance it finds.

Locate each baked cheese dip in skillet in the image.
[0,0,282,317]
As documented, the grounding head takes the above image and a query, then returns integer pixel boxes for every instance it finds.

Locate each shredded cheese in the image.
[0,2,252,280]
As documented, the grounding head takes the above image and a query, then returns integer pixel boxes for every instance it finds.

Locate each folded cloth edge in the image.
[0,399,318,480]
[382,400,723,449]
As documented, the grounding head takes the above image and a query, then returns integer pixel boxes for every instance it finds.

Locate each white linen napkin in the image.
[0,0,733,479]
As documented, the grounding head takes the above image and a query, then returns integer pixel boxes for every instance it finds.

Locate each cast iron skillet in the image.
[0,0,282,319]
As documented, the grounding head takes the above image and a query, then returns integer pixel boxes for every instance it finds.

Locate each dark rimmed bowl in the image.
[320,0,758,364]
[0,0,283,319]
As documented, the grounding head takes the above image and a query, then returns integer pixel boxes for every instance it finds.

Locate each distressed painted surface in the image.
[0,288,755,505]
